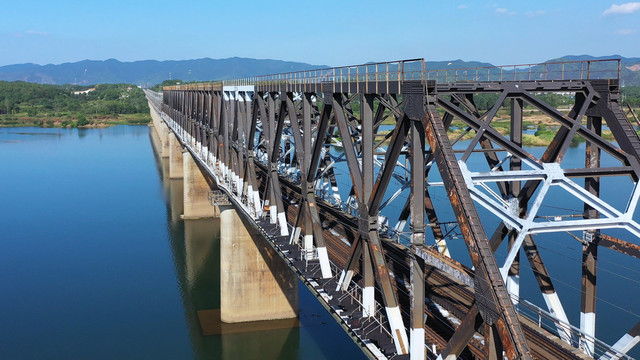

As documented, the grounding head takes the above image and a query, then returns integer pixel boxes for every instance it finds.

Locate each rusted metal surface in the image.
[423,100,532,358]
[599,234,640,259]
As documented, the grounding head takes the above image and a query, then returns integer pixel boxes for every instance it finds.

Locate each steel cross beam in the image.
[458,93,574,343]
[332,92,411,355]
[434,78,640,357]
[254,92,289,235]
[422,82,532,359]
[284,92,332,278]
[469,93,575,342]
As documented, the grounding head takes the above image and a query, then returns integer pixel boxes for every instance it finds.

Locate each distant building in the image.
[72,88,96,95]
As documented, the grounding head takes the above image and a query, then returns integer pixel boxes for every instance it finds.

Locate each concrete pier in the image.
[148,104,297,327]
[169,133,184,179]
[169,178,184,223]
[148,101,170,158]
[149,123,162,156]
[220,207,298,323]
[182,152,218,219]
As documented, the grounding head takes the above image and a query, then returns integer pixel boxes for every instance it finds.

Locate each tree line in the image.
[0,81,149,117]
[2,80,638,122]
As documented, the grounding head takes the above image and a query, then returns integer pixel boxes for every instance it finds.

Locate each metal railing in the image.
[164,58,621,92]
[222,58,425,94]
[425,58,621,82]
[144,89,163,113]
[163,81,223,91]
[513,295,634,360]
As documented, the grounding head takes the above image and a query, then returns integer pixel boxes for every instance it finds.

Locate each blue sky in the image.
[2,0,639,67]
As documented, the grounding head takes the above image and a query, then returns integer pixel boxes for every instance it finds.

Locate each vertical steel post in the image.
[581,115,601,356]
[406,87,427,360]
[508,98,523,305]
[362,94,376,317]
[410,118,426,247]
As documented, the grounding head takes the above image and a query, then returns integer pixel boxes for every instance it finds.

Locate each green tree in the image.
[76,113,89,126]
[151,79,184,92]
[623,86,640,107]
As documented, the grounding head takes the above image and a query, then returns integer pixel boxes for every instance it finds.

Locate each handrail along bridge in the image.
[145,57,640,360]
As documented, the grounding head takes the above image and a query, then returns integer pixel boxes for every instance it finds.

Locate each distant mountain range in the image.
[538,55,640,86]
[0,55,639,86]
[0,58,329,87]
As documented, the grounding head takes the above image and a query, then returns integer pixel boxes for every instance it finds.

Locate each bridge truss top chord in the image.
[151,57,640,360]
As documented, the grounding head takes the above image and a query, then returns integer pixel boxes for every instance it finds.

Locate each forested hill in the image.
[0,82,148,115]
[0,81,150,127]
[0,55,639,86]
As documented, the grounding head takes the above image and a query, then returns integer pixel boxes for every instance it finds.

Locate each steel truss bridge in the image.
[145,58,640,360]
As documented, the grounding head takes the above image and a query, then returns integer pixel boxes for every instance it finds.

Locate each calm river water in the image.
[0,126,367,360]
[1,125,639,359]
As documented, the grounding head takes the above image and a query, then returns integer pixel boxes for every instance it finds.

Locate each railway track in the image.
[251,160,590,360]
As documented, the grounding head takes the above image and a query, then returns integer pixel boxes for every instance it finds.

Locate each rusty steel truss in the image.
[151,57,640,360]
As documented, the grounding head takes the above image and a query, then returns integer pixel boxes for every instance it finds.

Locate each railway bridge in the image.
[145,58,640,360]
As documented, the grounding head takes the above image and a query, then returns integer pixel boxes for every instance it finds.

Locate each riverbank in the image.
[0,113,150,128]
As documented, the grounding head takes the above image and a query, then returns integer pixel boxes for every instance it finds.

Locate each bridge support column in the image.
[168,177,184,223]
[183,152,219,219]
[169,133,184,179]
[220,207,298,323]
[149,124,163,159]
[153,124,170,158]
[148,104,170,158]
